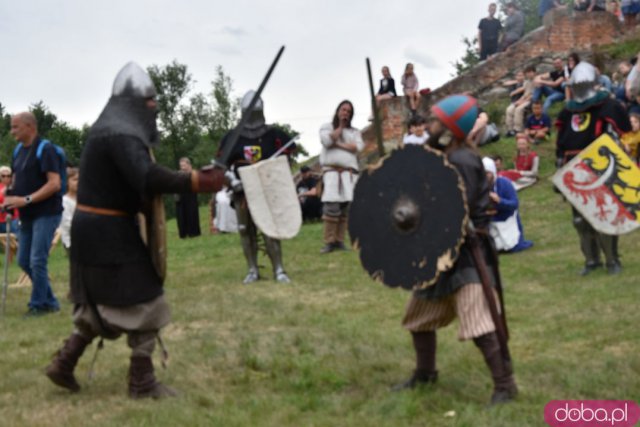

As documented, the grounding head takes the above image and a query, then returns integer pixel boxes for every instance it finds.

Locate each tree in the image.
[208,65,238,147]
[451,36,480,77]
[147,61,212,169]
[29,101,57,137]
[271,122,308,166]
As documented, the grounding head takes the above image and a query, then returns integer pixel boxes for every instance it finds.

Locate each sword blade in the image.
[216,45,286,167]
[270,135,300,159]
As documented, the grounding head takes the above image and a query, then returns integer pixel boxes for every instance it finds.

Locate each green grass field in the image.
[0,138,638,427]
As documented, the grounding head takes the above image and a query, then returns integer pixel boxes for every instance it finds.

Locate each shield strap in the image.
[467,228,511,363]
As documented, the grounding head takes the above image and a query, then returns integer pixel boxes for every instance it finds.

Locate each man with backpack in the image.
[4,111,64,316]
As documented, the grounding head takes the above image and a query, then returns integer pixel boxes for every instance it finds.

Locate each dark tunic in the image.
[556,95,631,162]
[176,192,201,238]
[415,146,496,300]
[219,126,294,169]
[70,97,193,307]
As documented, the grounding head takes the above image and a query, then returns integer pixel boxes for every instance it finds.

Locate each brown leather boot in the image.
[473,332,518,405]
[321,217,339,254]
[334,216,349,251]
[392,331,439,391]
[45,333,91,392]
[128,356,178,399]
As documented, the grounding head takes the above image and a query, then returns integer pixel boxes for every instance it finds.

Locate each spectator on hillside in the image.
[478,3,503,60]
[505,66,536,137]
[564,53,581,99]
[401,63,421,115]
[608,0,624,21]
[500,2,525,52]
[574,0,607,11]
[532,57,566,114]
[621,112,640,163]
[614,60,634,105]
[483,157,533,253]
[525,100,552,144]
[376,66,397,102]
[402,115,430,145]
[539,0,566,18]
[468,109,500,146]
[621,0,640,30]
[296,166,322,222]
[498,134,540,190]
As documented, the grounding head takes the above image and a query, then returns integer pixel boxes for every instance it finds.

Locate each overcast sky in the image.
[1,0,492,160]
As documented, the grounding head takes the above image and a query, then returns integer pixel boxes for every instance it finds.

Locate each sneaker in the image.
[505,130,516,137]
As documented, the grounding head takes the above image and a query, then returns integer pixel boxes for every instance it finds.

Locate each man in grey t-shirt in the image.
[500,2,525,51]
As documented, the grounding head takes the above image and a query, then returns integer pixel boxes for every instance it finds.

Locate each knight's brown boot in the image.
[474,332,518,405]
[45,333,91,392]
[128,356,178,399]
[334,216,349,251]
[320,216,339,254]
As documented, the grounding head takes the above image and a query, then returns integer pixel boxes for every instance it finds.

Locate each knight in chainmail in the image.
[218,90,295,284]
[45,62,224,399]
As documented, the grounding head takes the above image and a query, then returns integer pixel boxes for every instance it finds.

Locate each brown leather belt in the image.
[77,204,129,217]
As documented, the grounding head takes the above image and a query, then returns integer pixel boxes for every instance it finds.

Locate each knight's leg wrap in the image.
[321,204,341,253]
[596,233,621,274]
[335,203,350,250]
[572,209,601,273]
[473,332,517,405]
[234,193,260,283]
[264,235,290,282]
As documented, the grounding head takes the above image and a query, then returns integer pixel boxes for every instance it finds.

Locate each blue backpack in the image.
[13,139,68,196]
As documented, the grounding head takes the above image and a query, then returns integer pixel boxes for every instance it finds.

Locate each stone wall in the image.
[361,8,625,152]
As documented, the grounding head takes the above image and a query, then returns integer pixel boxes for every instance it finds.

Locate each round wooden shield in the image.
[349,145,468,290]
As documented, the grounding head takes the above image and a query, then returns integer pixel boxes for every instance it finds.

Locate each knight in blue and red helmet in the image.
[394,94,518,405]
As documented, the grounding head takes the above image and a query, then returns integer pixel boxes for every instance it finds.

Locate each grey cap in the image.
[112,61,157,98]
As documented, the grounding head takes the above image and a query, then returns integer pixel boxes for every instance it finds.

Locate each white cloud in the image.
[404,47,440,70]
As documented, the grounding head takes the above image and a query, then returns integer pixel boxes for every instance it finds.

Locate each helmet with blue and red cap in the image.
[430,95,479,139]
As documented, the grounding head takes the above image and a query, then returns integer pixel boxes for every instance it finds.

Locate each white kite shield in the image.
[552,134,640,235]
[238,155,302,239]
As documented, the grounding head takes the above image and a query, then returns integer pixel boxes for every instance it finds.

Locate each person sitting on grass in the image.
[524,100,551,144]
[484,157,533,253]
[498,133,539,190]
[402,114,429,145]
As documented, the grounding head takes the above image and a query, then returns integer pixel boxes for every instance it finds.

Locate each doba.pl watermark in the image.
[545,400,640,427]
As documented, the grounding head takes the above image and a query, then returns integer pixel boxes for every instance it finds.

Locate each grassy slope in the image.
[0,138,638,427]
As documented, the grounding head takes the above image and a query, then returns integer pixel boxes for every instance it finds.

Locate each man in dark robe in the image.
[45,62,224,399]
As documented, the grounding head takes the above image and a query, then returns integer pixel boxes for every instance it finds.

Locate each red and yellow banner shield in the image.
[552,134,640,235]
